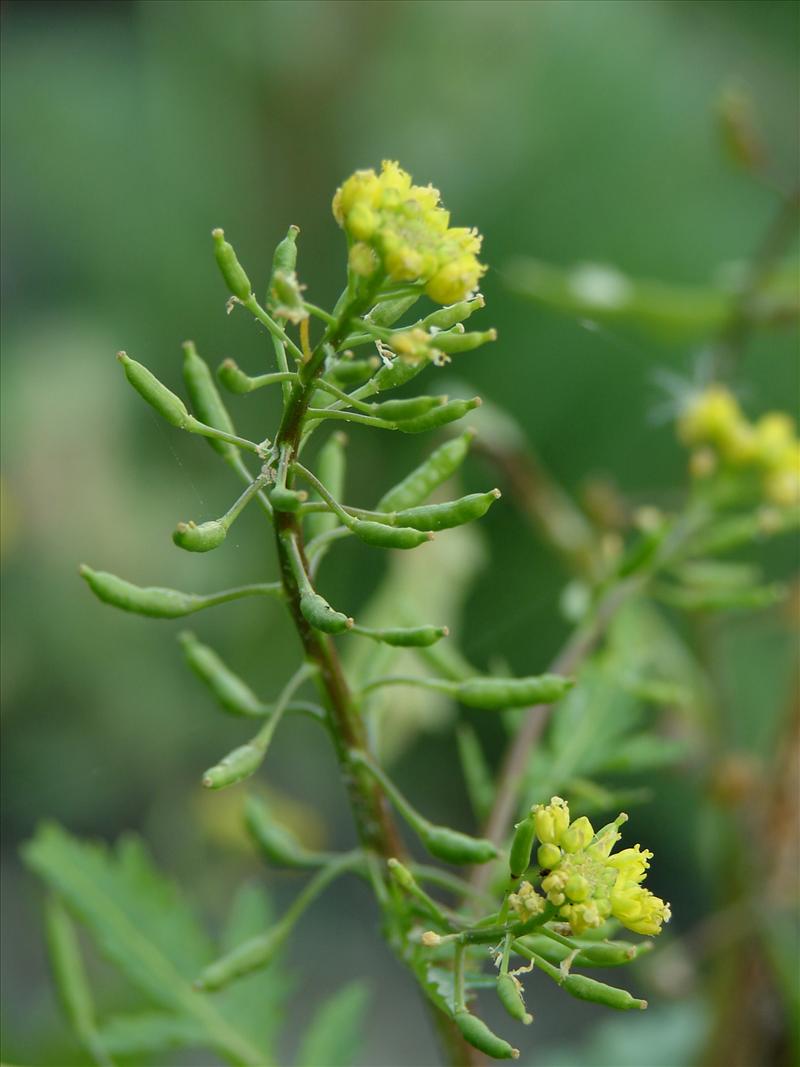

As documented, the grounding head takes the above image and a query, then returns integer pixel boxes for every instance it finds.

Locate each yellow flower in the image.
[532,802,670,938]
[332,161,486,304]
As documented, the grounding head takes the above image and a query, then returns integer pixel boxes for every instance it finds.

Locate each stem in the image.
[270,312,480,1065]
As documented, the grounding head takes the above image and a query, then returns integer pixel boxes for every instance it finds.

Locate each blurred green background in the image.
[2,1,798,1064]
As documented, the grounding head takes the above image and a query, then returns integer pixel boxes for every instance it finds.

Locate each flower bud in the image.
[173,519,227,553]
[537,843,562,870]
[212,228,252,301]
[561,816,594,854]
[534,798,570,844]
[565,874,591,902]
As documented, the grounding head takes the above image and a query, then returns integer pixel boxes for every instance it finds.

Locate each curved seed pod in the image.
[244,795,324,868]
[394,489,501,531]
[307,433,347,541]
[519,934,646,968]
[355,624,448,647]
[211,228,251,301]
[497,974,533,1025]
[376,430,475,512]
[508,813,536,880]
[195,925,287,991]
[419,295,485,331]
[453,674,573,710]
[371,355,430,392]
[367,293,420,328]
[350,519,432,550]
[270,225,299,280]
[419,824,497,866]
[370,396,444,421]
[117,352,189,428]
[327,358,380,386]
[181,342,237,462]
[270,485,307,513]
[433,328,497,354]
[398,397,481,434]
[217,358,255,395]
[561,973,647,1011]
[173,520,227,553]
[202,743,263,790]
[300,591,353,634]
[454,1012,519,1059]
[178,632,264,717]
[80,566,201,618]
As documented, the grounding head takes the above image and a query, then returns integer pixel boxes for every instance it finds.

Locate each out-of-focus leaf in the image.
[22,823,269,1066]
[98,1013,203,1056]
[507,257,798,340]
[296,981,370,1067]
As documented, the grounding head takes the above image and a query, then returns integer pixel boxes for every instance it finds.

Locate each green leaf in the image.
[98,1013,203,1056]
[22,823,270,1066]
[296,981,370,1067]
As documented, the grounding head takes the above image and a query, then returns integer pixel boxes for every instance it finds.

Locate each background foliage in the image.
[1,1,798,1064]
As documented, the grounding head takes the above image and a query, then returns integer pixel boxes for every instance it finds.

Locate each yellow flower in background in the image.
[332,160,486,304]
[531,797,671,938]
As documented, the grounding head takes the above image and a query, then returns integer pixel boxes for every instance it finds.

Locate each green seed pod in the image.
[371,355,430,392]
[270,485,307,513]
[419,824,497,866]
[562,973,647,1011]
[433,327,497,354]
[497,974,533,1025]
[218,358,255,395]
[508,814,536,880]
[327,358,380,386]
[271,224,299,278]
[181,342,237,462]
[398,397,482,434]
[350,519,432,550]
[394,489,501,531]
[244,794,322,868]
[370,396,445,422]
[420,295,485,331]
[454,1012,519,1060]
[80,565,201,618]
[202,743,263,790]
[376,430,475,513]
[307,433,347,541]
[300,591,353,634]
[173,520,227,553]
[453,674,573,710]
[356,624,448,647]
[178,632,264,717]
[117,351,189,428]
[212,227,251,301]
[386,857,416,890]
[367,293,420,327]
[195,925,286,991]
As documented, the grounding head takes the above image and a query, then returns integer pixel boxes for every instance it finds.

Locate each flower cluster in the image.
[510,797,671,937]
[332,160,486,305]
[677,385,800,507]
